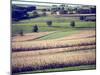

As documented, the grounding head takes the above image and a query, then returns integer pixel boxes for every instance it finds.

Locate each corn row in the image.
[12,45,96,58]
[12,37,96,51]
[12,50,96,73]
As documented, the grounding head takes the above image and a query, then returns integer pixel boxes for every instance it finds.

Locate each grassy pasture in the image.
[12,21,95,33]
[12,16,96,35]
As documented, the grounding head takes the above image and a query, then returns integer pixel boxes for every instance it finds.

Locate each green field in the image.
[12,16,96,36]
[38,30,78,40]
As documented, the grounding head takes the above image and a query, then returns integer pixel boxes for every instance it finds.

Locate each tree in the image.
[19,30,24,36]
[46,20,52,27]
[32,25,38,32]
[70,21,75,27]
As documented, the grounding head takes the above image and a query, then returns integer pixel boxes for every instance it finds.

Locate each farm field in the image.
[12,16,95,35]
[12,12,96,74]
[12,31,55,42]
[12,49,95,73]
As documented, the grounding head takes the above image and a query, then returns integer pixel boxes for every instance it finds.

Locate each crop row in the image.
[12,49,96,73]
[12,37,96,51]
[12,45,96,58]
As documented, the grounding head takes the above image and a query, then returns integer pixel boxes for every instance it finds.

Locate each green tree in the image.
[32,25,38,32]
[70,21,75,28]
[46,20,52,27]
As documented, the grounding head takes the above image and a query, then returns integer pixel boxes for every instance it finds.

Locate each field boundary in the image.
[13,65,96,74]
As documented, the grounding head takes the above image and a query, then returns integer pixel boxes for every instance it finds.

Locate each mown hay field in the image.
[12,31,55,42]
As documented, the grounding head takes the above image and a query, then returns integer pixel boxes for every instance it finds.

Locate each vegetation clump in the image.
[46,20,52,27]
[32,25,38,32]
[70,21,75,28]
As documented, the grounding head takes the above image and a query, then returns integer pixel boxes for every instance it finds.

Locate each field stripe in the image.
[12,45,96,57]
[12,31,56,42]
[17,65,96,74]
[12,37,95,52]
[12,49,96,73]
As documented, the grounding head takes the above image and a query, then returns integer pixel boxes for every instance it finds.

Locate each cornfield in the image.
[12,30,96,73]
[12,45,95,58]
[12,49,96,73]
[12,37,95,51]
